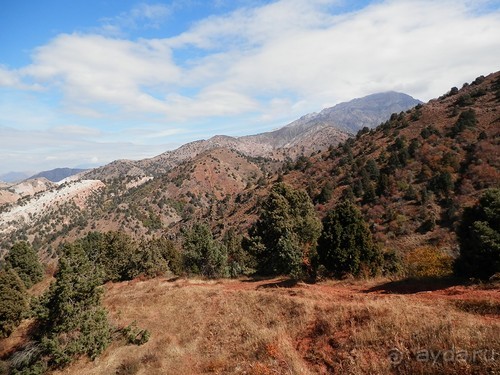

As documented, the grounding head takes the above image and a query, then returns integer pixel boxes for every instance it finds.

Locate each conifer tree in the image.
[0,268,28,338]
[37,243,111,367]
[182,223,229,278]
[317,199,382,278]
[248,183,321,278]
[455,188,500,279]
[5,241,44,288]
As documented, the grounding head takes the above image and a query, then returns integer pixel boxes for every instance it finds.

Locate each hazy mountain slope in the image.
[315,91,422,133]
[29,167,87,182]
[245,92,421,146]
[0,171,32,183]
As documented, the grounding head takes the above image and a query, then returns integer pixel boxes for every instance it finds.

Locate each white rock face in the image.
[0,179,104,234]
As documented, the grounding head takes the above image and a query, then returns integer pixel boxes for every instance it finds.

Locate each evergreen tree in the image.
[182,223,229,278]
[451,109,477,136]
[37,243,111,368]
[145,236,182,275]
[247,183,321,278]
[316,182,333,204]
[223,228,253,277]
[428,171,454,197]
[79,231,180,281]
[365,159,380,180]
[128,238,171,279]
[376,173,390,197]
[317,200,382,278]
[0,268,28,338]
[5,241,44,288]
[455,188,500,279]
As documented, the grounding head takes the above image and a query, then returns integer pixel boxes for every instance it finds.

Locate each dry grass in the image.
[40,277,500,374]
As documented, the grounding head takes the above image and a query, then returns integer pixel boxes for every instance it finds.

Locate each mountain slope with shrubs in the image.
[277,72,499,264]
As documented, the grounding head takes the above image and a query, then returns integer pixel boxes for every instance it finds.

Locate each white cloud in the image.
[11,0,500,123]
[50,125,101,137]
[0,66,21,87]
[22,33,180,115]
[99,3,172,36]
[169,0,500,106]
[0,125,173,174]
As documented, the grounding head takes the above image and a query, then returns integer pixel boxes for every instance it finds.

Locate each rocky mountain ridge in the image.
[83,91,419,181]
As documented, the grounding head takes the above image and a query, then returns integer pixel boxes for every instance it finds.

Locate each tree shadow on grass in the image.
[257,278,300,289]
[363,277,465,295]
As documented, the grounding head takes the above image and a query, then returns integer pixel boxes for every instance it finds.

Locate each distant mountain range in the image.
[305,91,422,134]
[29,168,87,182]
[1,92,420,184]
[0,171,33,183]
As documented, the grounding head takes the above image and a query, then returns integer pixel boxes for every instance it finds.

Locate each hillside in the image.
[121,71,497,253]
[0,178,56,207]
[275,72,499,254]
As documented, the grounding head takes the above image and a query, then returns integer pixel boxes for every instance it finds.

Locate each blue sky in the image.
[1,0,499,175]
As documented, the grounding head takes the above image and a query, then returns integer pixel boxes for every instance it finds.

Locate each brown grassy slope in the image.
[46,277,499,375]
[278,71,500,254]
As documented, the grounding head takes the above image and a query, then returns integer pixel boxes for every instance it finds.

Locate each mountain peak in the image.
[300,91,422,134]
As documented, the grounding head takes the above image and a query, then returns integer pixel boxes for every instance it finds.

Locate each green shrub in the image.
[450,109,477,137]
[25,243,112,371]
[78,231,174,281]
[223,228,254,277]
[122,321,150,346]
[182,223,229,278]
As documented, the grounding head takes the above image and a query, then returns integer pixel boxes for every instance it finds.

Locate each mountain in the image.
[304,91,422,134]
[83,91,420,182]
[28,168,87,182]
[253,91,422,139]
[0,171,32,183]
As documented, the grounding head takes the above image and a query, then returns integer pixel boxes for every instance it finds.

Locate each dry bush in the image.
[404,246,453,278]
[116,358,140,375]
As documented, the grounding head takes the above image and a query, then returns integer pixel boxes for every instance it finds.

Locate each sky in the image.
[1,0,499,175]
